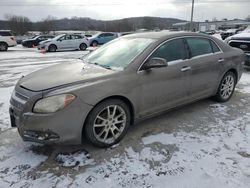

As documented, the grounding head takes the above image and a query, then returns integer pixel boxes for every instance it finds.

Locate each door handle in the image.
[181,66,191,72]
[218,58,225,63]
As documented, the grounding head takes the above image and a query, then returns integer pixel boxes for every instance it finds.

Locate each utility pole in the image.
[190,0,195,31]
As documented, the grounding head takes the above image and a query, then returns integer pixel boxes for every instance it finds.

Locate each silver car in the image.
[38,34,89,52]
[10,32,245,147]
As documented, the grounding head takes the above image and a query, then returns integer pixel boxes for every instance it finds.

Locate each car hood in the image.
[19,59,115,91]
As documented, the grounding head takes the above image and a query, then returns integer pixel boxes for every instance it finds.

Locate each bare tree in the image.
[39,15,57,34]
[4,14,31,35]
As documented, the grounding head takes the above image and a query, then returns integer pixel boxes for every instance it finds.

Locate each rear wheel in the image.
[214,71,236,102]
[84,99,130,147]
[48,44,57,52]
[79,43,87,51]
[0,42,8,51]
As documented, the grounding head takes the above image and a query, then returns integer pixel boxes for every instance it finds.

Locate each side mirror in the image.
[142,57,167,71]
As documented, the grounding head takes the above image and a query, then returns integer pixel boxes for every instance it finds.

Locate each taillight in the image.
[10,37,15,41]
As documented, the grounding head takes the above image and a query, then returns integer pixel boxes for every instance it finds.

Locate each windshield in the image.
[83,38,154,70]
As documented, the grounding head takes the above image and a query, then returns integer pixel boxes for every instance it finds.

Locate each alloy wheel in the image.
[220,74,235,100]
[93,105,127,144]
[0,43,7,51]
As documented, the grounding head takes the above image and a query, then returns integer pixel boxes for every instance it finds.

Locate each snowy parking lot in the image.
[0,46,250,187]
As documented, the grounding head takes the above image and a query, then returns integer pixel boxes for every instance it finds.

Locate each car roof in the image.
[123,31,211,40]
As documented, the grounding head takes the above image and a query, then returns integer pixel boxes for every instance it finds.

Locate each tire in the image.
[0,42,8,51]
[214,71,236,102]
[27,42,33,48]
[48,44,57,52]
[91,40,98,47]
[84,99,131,147]
[79,43,87,51]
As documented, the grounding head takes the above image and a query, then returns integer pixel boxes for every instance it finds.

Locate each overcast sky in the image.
[0,0,249,22]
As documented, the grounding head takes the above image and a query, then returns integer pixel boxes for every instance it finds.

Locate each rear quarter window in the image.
[210,41,221,53]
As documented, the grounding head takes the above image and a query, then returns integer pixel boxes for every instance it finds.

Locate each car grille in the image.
[228,40,250,53]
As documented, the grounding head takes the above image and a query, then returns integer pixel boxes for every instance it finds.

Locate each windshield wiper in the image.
[94,63,112,70]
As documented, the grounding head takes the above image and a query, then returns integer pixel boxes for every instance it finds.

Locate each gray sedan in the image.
[10,32,245,147]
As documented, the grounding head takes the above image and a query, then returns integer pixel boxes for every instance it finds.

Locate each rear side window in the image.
[186,38,213,57]
[150,39,187,62]
[210,41,220,53]
[0,31,12,36]
[72,35,83,39]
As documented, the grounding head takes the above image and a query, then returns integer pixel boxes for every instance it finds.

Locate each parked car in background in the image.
[0,30,17,51]
[88,32,118,46]
[22,35,54,48]
[220,29,241,40]
[37,34,89,52]
[117,32,133,37]
[15,35,28,44]
[10,32,244,147]
[225,32,250,69]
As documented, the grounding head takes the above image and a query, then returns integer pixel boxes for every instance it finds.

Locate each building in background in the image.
[198,19,250,31]
[171,22,199,31]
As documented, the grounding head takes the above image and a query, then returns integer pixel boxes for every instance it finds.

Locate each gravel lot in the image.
[0,46,250,187]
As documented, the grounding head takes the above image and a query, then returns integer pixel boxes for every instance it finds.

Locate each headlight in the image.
[33,94,76,113]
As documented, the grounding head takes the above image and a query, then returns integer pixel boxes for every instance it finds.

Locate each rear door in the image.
[138,38,190,117]
[184,37,222,99]
[71,34,83,48]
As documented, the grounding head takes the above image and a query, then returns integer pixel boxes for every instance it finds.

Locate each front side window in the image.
[186,38,213,57]
[149,39,187,62]
[99,33,105,38]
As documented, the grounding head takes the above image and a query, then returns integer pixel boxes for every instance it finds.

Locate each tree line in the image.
[1,14,183,35]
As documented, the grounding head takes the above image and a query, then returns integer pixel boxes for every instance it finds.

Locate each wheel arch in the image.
[49,43,57,49]
[213,67,238,96]
[81,95,135,142]
[227,68,238,82]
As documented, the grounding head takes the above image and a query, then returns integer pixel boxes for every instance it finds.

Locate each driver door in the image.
[57,35,72,49]
[138,38,190,117]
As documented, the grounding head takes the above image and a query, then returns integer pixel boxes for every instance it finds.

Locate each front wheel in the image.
[214,71,236,102]
[91,40,98,47]
[84,99,130,147]
[48,44,57,52]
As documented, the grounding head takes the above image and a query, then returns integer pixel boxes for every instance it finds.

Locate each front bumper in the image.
[37,45,48,51]
[9,86,93,145]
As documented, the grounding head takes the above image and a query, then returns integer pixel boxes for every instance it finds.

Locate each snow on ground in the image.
[0,45,86,60]
[0,48,250,187]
